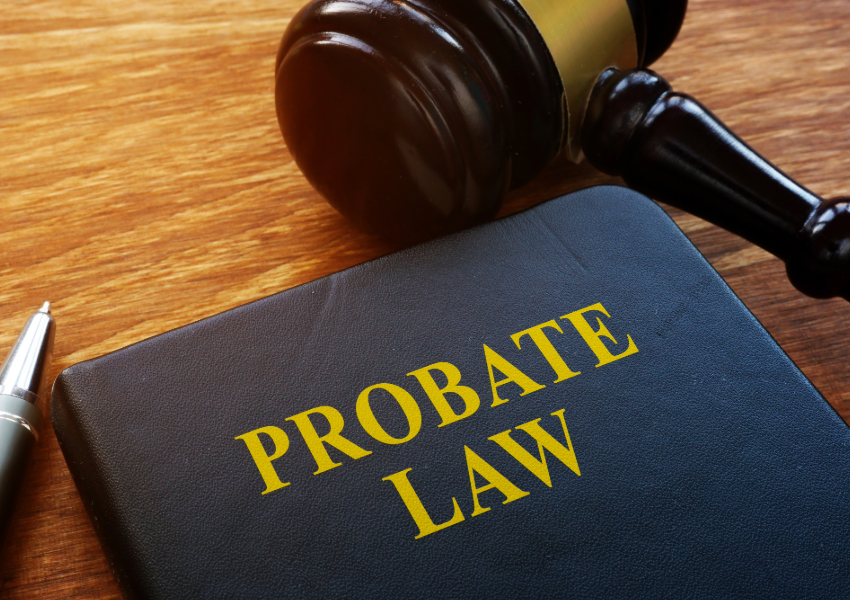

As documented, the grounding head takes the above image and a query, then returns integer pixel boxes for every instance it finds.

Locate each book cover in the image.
[52,186,850,599]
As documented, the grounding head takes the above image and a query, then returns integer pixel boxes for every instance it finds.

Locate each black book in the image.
[52,186,850,599]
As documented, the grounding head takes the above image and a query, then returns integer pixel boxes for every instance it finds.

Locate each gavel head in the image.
[275,0,687,241]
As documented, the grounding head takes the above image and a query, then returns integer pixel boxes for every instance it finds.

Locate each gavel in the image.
[274,0,850,301]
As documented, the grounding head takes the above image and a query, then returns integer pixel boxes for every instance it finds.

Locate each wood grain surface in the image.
[1,0,848,597]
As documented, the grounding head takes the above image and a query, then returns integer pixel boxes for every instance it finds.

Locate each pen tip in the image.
[39,301,51,314]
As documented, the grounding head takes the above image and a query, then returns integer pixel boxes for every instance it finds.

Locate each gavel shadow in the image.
[500,156,620,219]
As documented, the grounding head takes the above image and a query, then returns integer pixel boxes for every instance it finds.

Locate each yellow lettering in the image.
[561,302,638,367]
[488,409,580,487]
[382,468,465,539]
[234,426,291,495]
[286,406,372,475]
[357,383,422,444]
[483,344,545,407]
[465,446,529,516]
[511,320,580,382]
[407,362,480,427]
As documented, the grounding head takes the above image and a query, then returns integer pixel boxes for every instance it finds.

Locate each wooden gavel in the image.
[275,0,850,301]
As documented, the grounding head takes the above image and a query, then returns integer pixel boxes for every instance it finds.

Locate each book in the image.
[52,186,850,599]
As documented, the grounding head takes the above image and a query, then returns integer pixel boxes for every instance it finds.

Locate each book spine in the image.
[51,373,142,600]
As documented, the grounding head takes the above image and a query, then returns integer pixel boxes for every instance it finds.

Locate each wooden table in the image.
[1,0,848,597]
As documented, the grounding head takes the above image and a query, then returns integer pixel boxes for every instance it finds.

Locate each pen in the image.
[0,303,55,546]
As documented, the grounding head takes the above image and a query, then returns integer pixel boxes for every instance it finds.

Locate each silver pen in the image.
[0,303,55,545]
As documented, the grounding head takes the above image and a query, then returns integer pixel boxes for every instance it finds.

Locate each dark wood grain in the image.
[1,0,848,597]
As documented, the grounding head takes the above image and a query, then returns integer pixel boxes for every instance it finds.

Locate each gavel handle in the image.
[582,68,850,301]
